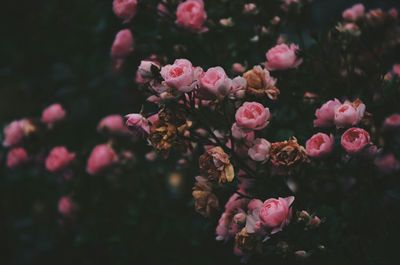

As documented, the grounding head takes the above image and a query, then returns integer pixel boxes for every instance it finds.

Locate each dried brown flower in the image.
[199,146,235,183]
[243,66,280,100]
[235,228,262,253]
[270,137,308,169]
[192,176,219,217]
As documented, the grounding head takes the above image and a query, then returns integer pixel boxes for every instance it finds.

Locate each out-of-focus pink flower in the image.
[374,153,400,175]
[383,113,400,129]
[2,119,34,147]
[41,103,66,126]
[306,133,334,158]
[45,146,75,173]
[313,99,341,127]
[248,138,271,162]
[389,8,398,19]
[125,113,150,134]
[86,144,118,175]
[113,0,138,22]
[334,100,365,128]
[235,102,270,131]
[176,0,207,32]
[232,63,245,74]
[97,115,129,134]
[259,196,294,234]
[265,43,302,71]
[392,64,400,77]
[157,2,169,16]
[58,196,76,217]
[231,123,255,141]
[341,127,371,154]
[160,59,196,92]
[243,3,258,15]
[199,67,231,97]
[111,29,133,60]
[342,3,365,21]
[7,147,28,168]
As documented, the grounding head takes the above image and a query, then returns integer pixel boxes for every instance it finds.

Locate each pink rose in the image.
[235,102,270,131]
[313,99,341,127]
[374,153,400,175]
[41,103,66,126]
[231,123,254,141]
[113,0,138,22]
[334,100,365,128]
[45,146,76,173]
[160,59,196,92]
[306,133,334,158]
[228,76,246,99]
[342,3,365,21]
[58,196,76,217]
[383,113,400,129]
[86,144,118,175]
[137,60,160,81]
[200,67,232,97]
[176,0,207,32]
[265,43,302,71]
[248,138,271,162]
[97,115,128,134]
[7,147,28,168]
[259,196,294,233]
[232,63,245,74]
[111,29,133,60]
[125,113,150,134]
[2,119,33,147]
[341,127,371,154]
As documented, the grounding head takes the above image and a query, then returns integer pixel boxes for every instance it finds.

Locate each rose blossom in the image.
[176,0,207,32]
[160,59,196,92]
[341,127,371,154]
[125,113,150,134]
[231,123,254,141]
[58,196,76,217]
[235,102,270,131]
[199,67,232,97]
[228,76,246,99]
[45,146,76,172]
[2,119,33,147]
[305,133,334,158]
[383,113,400,129]
[259,196,294,234]
[342,3,365,21]
[86,144,118,175]
[137,60,160,82]
[7,147,28,168]
[265,43,302,71]
[243,65,279,100]
[248,138,271,162]
[113,0,138,22]
[313,98,341,127]
[334,100,365,128]
[111,29,133,60]
[41,103,66,126]
[97,115,128,134]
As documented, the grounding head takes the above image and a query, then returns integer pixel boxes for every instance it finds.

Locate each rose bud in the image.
[259,196,294,234]
[334,100,365,128]
[243,65,278,100]
[113,0,138,22]
[219,17,234,27]
[341,127,371,154]
[41,103,66,127]
[137,60,160,81]
[86,144,118,175]
[313,99,341,127]
[248,138,271,162]
[176,0,207,32]
[235,102,270,131]
[160,59,196,92]
[111,29,133,60]
[232,63,245,74]
[309,216,321,227]
[305,133,334,158]
[2,119,35,147]
[97,115,129,134]
[199,67,232,98]
[243,3,258,15]
[342,3,365,21]
[125,113,150,134]
[294,250,310,259]
[45,146,76,173]
[7,147,28,168]
[383,113,400,129]
[58,196,76,217]
[265,43,303,71]
[303,92,319,104]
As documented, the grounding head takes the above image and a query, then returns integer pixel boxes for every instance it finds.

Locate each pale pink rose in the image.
[176,0,207,32]
[306,133,334,158]
[232,63,245,74]
[113,0,138,22]
[137,60,160,81]
[7,147,28,168]
[248,138,271,162]
[45,146,76,172]
[383,113,400,129]
[86,144,118,175]
[259,196,294,234]
[334,101,365,128]
[111,29,133,60]
[199,67,231,97]
[313,99,341,127]
[235,102,270,130]
[125,113,150,134]
[341,127,371,154]
[265,43,302,71]
[2,119,32,147]
[97,115,128,134]
[342,3,365,21]
[160,59,196,92]
[228,76,246,99]
[374,153,400,175]
[41,103,66,126]
[58,196,76,216]
[231,123,254,141]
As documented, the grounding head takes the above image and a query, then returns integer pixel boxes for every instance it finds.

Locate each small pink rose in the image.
[306,133,334,158]
[7,147,28,168]
[265,43,302,71]
[248,138,271,162]
[235,102,270,131]
[383,113,400,129]
[2,119,32,147]
[58,196,76,217]
[341,127,371,154]
[313,99,341,127]
[176,0,207,32]
[160,59,196,92]
[45,146,75,173]
[342,3,365,21]
[199,67,231,97]
[231,123,254,141]
[334,101,365,128]
[259,196,294,233]
[232,63,245,74]
[41,103,66,126]
[97,115,128,134]
[111,29,133,60]
[125,113,150,134]
[86,144,118,175]
[113,0,138,22]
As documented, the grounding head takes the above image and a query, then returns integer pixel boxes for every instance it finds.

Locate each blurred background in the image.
[1,1,400,265]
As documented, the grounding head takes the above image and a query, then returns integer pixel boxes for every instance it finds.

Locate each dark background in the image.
[1,1,400,265]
